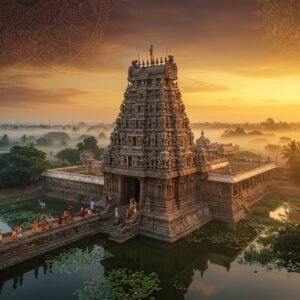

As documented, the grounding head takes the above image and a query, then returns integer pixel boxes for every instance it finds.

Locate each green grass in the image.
[0,188,39,205]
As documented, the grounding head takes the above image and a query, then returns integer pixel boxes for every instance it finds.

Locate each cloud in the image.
[0,85,89,108]
[231,66,300,78]
[181,80,233,93]
[0,69,90,108]
[0,72,51,85]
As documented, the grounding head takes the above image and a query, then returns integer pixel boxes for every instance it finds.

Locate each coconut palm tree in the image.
[282,140,300,166]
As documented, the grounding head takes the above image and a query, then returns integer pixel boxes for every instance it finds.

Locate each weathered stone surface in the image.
[41,170,103,202]
[0,216,103,271]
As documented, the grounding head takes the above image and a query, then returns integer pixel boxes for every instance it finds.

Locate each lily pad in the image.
[75,268,161,300]
[46,245,114,274]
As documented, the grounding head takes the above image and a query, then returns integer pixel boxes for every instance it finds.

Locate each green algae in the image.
[0,198,80,230]
[237,195,300,273]
[239,223,300,273]
[185,220,256,250]
[45,246,114,274]
[75,268,161,300]
[186,195,300,273]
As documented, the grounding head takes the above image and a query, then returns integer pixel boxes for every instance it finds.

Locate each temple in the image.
[42,46,277,243]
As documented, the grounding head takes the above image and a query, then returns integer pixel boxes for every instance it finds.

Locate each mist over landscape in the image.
[1,118,299,165]
[1,1,300,299]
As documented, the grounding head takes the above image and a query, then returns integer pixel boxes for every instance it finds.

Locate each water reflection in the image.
[269,203,300,223]
[269,205,290,221]
[0,233,241,299]
[1,195,300,299]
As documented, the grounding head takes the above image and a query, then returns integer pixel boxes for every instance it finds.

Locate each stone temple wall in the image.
[41,171,103,203]
[138,174,212,242]
[197,179,233,222]
[198,168,275,223]
[0,215,103,271]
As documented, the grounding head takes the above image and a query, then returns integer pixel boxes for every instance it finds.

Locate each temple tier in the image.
[102,50,221,242]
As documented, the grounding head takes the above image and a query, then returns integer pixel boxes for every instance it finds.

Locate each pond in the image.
[0,195,300,299]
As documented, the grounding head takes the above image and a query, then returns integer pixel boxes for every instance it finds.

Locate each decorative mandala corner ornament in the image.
[257,0,300,58]
[0,0,112,67]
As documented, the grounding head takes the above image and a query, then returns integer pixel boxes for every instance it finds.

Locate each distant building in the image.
[196,130,239,159]
[42,47,277,243]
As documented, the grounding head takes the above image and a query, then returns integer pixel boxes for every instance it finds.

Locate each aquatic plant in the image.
[186,220,255,250]
[172,277,186,292]
[0,210,48,228]
[187,195,300,251]
[0,198,81,230]
[45,246,114,274]
[75,268,161,300]
[237,195,300,273]
[239,223,300,273]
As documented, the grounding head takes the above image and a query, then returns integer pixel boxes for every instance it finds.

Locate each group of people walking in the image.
[32,206,75,233]
[0,206,78,244]
[0,197,139,244]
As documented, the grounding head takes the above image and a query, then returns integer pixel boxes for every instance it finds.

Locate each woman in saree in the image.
[58,213,63,225]
[32,218,39,234]
[80,206,85,218]
[48,215,54,228]
[11,228,18,240]
[87,208,92,217]
[68,207,74,221]
[63,210,69,222]
[17,224,23,238]
[41,217,47,231]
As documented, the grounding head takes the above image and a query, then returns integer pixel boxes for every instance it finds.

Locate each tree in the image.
[56,148,81,165]
[36,137,53,146]
[60,138,68,146]
[266,118,275,125]
[290,157,300,184]
[282,140,300,166]
[0,145,50,188]
[20,134,27,144]
[265,144,282,154]
[76,136,103,160]
[0,134,9,146]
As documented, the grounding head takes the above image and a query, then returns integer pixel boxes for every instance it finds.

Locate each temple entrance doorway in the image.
[120,176,140,205]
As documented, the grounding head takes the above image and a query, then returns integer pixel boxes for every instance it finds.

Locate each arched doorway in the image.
[121,176,140,205]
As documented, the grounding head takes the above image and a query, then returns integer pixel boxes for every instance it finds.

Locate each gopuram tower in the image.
[102,46,210,242]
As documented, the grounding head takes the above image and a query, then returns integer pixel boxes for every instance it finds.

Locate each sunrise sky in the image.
[0,0,299,123]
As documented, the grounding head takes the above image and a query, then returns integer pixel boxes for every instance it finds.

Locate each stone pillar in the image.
[139,178,145,209]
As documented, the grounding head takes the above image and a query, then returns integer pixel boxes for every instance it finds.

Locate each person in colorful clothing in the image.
[41,216,47,231]
[80,206,86,218]
[48,215,54,228]
[17,224,23,238]
[58,213,63,225]
[87,208,92,217]
[32,218,39,234]
[11,228,18,240]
